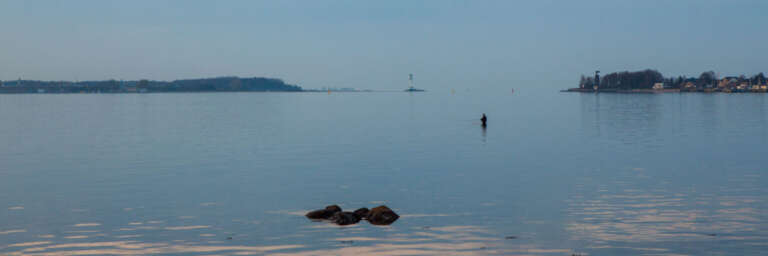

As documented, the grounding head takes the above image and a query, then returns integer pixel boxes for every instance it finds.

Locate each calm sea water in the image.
[1,90,767,255]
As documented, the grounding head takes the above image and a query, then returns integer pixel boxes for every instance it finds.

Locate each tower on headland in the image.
[594,71,600,91]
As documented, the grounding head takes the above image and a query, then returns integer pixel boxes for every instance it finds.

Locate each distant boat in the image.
[404,74,425,92]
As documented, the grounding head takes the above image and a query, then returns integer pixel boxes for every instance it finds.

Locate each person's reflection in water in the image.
[481,123,487,143]
[480,113,487,143]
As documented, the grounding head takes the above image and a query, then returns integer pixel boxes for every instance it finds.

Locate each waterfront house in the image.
[680,81,697,92]
[719,77,740,89]
[718,78,728,88]
[653,83,664,90]
[719,78,735,88]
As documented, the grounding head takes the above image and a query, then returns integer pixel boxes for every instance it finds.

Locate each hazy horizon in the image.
[1,0,767,90]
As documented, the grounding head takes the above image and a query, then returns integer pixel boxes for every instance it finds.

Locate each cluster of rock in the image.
[305,205,399,226]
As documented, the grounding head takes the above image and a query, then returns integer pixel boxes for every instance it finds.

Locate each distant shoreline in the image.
[0,76,302,94]
[571,69,768,94]
[0,76,419,94]
[0,90,410,95]
[0,90,306,95]
[562,88,768,94]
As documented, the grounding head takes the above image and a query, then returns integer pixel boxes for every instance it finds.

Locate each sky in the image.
[0,0,766,90]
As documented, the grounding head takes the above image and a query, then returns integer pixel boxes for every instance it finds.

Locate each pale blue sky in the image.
[1,0,766,90]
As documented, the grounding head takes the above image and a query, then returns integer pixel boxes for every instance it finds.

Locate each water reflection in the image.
[3,93,768,255]
[0,216,578,256]
[272,225,574,256]
[72,223,101,227]
[481,125,487,143]
[0,229,26,235]
[566,170,768,255]
[580,93,663,143]
[1,241,304,255]
[163,225,210,231]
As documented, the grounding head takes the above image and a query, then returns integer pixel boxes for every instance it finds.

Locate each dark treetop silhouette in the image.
[0,76,302,94]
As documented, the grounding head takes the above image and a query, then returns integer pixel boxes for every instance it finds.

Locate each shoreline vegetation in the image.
[565,69,768,93]
[0,76,302,94]
[303,87,375,93]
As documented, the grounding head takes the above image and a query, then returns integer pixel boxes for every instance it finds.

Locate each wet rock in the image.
[353,208,370,218]
[305,205,342,219]
[504,236,517,240]
[331,211,361,225]
[325,205,342,212]
[366,205,399,225]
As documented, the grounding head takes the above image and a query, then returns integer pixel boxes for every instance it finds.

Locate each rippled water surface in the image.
[1,91,767,255]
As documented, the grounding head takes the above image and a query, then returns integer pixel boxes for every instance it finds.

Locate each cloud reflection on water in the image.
[163,225,210,231]
[1,241,304,256]
[0,221,576,256]
[566,172,768,255]
[72,223,101,227]
[0,229,26,235]
[271,225,573,256]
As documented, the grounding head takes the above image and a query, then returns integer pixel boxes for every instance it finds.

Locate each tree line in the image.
[579,69,768,90]
[0,76,302,93]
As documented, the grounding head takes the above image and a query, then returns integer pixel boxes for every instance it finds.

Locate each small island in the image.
[565,69,768,93]
[0,76,302,94]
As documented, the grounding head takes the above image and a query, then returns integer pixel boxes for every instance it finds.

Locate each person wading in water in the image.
[481,113,487,127]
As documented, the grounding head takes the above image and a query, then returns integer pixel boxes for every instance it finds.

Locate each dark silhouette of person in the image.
[481,113,487,126]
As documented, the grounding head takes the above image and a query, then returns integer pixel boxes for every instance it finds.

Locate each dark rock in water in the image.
[353,208,370,218]
[305,210,327,219]
[331,211,362,225]
[325,205,342,212]
[305,205,399,226]
[505,236,517,239]
[366,205,399,225]
[306,205,342,219]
